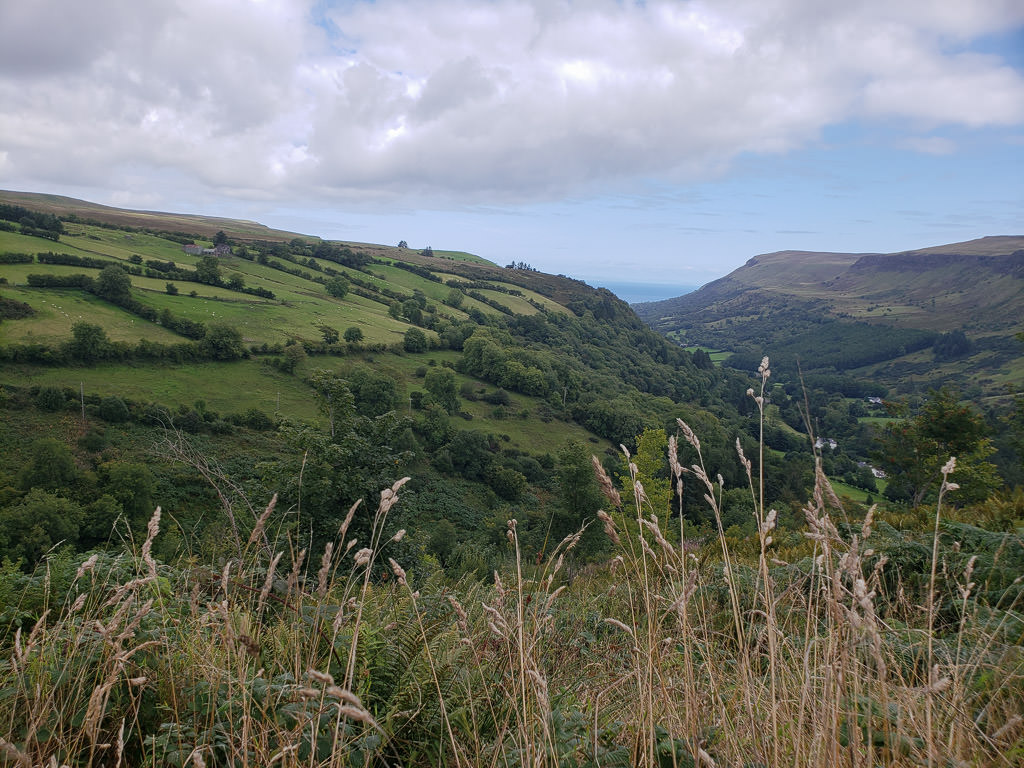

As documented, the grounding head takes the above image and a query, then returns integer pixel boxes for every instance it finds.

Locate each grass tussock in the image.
[1,370,1022,766]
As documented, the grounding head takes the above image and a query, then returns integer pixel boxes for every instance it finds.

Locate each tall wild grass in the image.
[1,360,1022,766]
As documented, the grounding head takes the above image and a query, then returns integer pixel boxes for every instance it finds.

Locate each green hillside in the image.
[2,191,803,576]
[1,195,1023,768]
[635,236,1024,398]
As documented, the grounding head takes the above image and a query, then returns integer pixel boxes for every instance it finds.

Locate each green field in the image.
[858,416,898,426]
[682,345,732,363]
[0,359,320,421]
[0,239,436,347]
[1,340,610,453]
[0,287,182,345]
[0,212,699,464]
[0,225,569,349]
[828,477,887,503]
[432,249,494,265]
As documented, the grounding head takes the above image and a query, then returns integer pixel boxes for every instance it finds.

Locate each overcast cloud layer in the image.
[2,0,1022,207]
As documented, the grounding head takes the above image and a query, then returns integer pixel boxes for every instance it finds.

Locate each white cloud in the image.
[0,0,1022,206]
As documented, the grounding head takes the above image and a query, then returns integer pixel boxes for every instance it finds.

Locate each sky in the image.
[1,0,1022,300]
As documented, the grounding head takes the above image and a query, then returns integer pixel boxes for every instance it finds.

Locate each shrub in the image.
[98,396,131,423]
[241,408,275,431]
[78,428,108,452]
[34,386,66,411]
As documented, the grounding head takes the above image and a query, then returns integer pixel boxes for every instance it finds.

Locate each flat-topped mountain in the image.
[635,236,1024,397]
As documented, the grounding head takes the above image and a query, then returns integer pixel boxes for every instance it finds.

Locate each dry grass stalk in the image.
[247,492,278,548]
[3,390,1021,768]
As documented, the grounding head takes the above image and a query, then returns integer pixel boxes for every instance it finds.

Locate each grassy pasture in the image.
[359,263,500,318]
[0,359,320,422]
[828,477,882,503]
[451,277,568,315]
[460,401,608,454]
[858,416,898,426]
[0,230,100,259]
[134,288,419,347]
[362,264,565,318]
[431,249,494,264]
[0,287,181,345]
[365,263,467,304]
[0,254,430,347]
[0,224,186,265]
[1,262,109,285]
[472,288,541,315]
[509,289,567,315]
[60,226,189,262]
[682,345,732,363]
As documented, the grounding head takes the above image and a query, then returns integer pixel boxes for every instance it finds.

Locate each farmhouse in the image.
[182,243,232,257]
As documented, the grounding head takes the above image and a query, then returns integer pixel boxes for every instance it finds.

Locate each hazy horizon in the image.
[593,280,699,305]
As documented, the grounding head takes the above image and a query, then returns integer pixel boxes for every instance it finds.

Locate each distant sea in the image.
[595,281,698,305]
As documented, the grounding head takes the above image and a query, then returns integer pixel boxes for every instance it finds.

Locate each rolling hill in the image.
[1,190,782,575]
[635,236,1024,398]
[0,193,623,443]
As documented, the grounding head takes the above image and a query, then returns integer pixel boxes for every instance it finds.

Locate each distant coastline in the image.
[596,281,697,305]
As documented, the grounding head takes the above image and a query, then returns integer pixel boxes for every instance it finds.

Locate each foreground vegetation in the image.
[1,367,1022,767]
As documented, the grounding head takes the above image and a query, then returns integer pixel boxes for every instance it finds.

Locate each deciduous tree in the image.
[18,438,79,492]
[325,276,349,299]
[424,367,459,414]
[68,322,110,363]
[201,323,245,360]
[195,255,222,285]
[876,388,1000,506]
[0,489,82,567]
[95,264,133,306]
[309,369,355,439]
[403,327,428,353]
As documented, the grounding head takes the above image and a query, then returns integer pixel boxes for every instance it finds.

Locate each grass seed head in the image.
[676,418,701,451]
[388,557,407,586]
[592,455,622,508]
[354,547,373,567]
[247,493,277,547]
[75,554,99,581]
[338,498,361,541]
[317,542,333,596]
[307,668,334,685]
